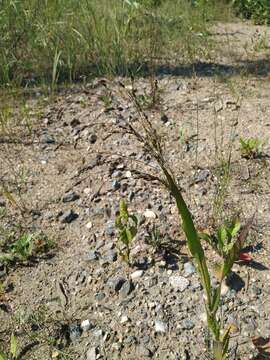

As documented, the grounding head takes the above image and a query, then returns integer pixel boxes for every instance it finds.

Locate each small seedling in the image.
[0,334,18,360]
[239,137,263,159]
[199,218,241,259]
[115,199,138,265]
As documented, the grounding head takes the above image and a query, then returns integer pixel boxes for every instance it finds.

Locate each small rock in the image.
[221,283,229,296]
[107,276,126,292]
[70,118,80,128]
[182,319,195,330]
[69,324,81,342]
[105,221,115,236]
[112,180,121,191]
[160,114,169,124]
[95,292,106,301]
[0,198,6,207]
[41,133,55,144]
[155,319,168,333]
[195,169,210,183]
[131,270,144,280]
[93,329,103,338]
[59,209,78,223]
[87,250,99,261]
[144,209,157,219]
[169,276,189,292]
[89,133,97,144]
[103,249,117,263]
[87,347,97,360]
[148,276,158,287]
[184,262,195,276]
[86,221,92,229]
[120,315,129,324]
[81,319,93,332]
[62,191,80,203]
[119,280,134,298]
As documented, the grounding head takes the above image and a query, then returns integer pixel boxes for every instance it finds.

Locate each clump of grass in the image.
[0,0,220,86]
[239,137,264,159]
[114,82,253,359]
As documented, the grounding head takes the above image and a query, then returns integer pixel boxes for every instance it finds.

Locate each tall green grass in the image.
[0,0,224,86]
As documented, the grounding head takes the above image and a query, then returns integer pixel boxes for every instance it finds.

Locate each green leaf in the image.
[229,220,241,238]
[119,199,129,220]
[198,232,212,245]
[0,352,8,360]
[10,333,17,358]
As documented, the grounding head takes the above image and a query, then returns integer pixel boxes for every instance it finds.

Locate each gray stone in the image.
[62,191,80,203]
[112,180,121,191]
[195,169,210,183]
[184,262,195,276]
[69,324,81,342]
[41,133,55,144]
[59,209,78,223]
[103,249,117,263]
[105,221,115,236]
[89,133,97,144]
[182,319,195,330]
[107,276,126,292]
[87,250,99,261]
[119,280,134,298]
[95,292,106,301]
[169,276,189,291]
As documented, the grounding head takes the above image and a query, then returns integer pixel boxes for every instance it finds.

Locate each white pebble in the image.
[130,270,144,280]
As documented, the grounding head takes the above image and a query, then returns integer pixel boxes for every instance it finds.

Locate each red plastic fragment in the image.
[238,252,252,262]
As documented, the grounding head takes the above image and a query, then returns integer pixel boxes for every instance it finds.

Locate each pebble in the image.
[89,133,97,144]
[144,209,157,219]
[195,169,210,183]
[112,180,121,191]
[87,347,97,360]
[95,292,106,301]
[221,283,229,296]
[160,114,169,124]
[169,276,189,291]
[105,221,115,236]
[184,262,195,276]
[41,133,55,144]
[131,270,144,280]
[59,209,78,223]
[87,250,99,261]
[62,191,80,203]
[120,315,129,324]
[119,280,134,298]
[107,276,126,292]
[86,221,92,229]
[155,319,168,333]
[103,249,117,263]
[182,319,195,330]
[69,324,82,342]
[81,319,93,332]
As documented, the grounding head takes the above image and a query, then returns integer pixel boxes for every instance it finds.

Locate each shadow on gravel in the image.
[153,58,270,78]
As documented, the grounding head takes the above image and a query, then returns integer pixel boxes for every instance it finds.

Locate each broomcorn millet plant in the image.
[114,82,254,359]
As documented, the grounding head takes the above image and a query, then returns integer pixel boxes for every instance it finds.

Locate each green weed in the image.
[115,199,138,265]
[239,137,264,159]
[0,334,19,360]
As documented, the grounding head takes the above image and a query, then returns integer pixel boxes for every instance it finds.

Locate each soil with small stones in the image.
[0,22,270,360]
